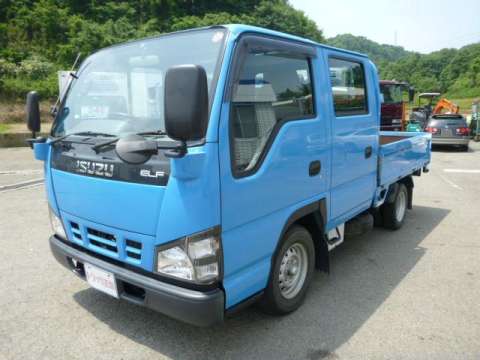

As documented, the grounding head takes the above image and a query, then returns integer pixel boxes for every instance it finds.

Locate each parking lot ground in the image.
[0,147,43,187]
[1,143,480,360]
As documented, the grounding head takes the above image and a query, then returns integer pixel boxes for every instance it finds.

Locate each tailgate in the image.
[379,131,431,186]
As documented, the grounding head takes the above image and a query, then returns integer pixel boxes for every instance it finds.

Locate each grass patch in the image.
[446,98,479,114]
[0,123,10,133]
[0,100,53,124]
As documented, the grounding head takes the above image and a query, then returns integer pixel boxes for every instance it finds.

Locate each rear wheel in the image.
[382,183,408,230]
[259,225,315,315]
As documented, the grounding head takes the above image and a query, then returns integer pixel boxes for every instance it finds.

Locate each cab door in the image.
[325,52,378,223]
[217,35,330,308]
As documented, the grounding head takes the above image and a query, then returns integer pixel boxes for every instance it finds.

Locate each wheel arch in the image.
[399,176,414,209]
[386,176,413,209]
[274,199,329,274]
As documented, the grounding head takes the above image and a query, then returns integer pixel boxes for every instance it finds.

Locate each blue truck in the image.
[26,25,431,326]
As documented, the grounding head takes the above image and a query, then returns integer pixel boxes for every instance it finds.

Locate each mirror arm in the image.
[26,136,47,149]
[162,141,187,159]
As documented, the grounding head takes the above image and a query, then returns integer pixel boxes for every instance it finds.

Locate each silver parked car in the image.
[425,114,471,151]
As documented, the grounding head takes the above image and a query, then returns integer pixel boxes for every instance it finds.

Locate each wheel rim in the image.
[278,242,308,299]
[395,190,407,222]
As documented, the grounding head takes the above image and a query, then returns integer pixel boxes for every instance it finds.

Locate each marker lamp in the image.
[155,227,221,284]
[49,207,66,240]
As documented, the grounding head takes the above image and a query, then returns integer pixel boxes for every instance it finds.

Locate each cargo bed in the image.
[378,131,432,187]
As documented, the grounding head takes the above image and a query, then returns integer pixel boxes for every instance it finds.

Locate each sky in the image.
[290,0,480,53]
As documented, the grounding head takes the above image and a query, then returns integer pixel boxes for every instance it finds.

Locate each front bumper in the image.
[50,235,224,326]
[431,137,470,146]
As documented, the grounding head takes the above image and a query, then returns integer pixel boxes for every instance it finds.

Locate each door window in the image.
[230,52,314,176]
[328,58,368,116]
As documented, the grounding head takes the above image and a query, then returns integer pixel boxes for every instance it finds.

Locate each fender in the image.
[273,199,329,274]
[386,176,414,209]
[385,183,399,204]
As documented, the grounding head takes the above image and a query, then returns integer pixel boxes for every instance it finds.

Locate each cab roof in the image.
[419,92,441,98]
[92,24,369,61]
[223,24,369,59]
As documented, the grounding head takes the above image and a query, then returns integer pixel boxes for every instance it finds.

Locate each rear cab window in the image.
[429,115,467,127]
[328,57,368,116]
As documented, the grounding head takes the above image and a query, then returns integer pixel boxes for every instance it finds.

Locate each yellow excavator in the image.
[410,93,459,130]
[433,97,460,115]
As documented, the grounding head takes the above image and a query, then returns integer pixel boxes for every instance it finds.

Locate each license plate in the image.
[84,263,118,298]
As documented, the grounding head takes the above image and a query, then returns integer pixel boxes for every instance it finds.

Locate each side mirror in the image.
[26,91,41,137]
[164,65,208,152]
[408,87,415,103]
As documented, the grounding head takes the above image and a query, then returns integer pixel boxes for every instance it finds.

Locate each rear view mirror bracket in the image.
[26,137,47,149]
[162,141,187,158]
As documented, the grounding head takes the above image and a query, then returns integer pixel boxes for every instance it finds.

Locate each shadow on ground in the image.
[74,205,449,360]
[431,144,474,153]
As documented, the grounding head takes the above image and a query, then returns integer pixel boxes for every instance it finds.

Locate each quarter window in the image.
[231,52,314,175]
[328,58,367,115]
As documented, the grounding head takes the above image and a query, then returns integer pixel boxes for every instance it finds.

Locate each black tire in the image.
[461,145,469,152]
[259,225,315,315]
[382,183,408,230]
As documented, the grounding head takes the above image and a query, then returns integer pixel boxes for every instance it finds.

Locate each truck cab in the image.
[379,80,414,131]
[27,25,431,326]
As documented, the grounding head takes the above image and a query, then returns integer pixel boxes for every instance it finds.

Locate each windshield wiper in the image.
[50,131,117,145]
[51,53,82,118]
[136,130,168,136]
[91,130,168,153]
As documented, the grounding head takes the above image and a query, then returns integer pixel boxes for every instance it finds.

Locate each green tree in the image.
[0,0,478,100]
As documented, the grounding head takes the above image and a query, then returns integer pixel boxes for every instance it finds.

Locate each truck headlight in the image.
[49,207,66,239]
[155,227,221,284]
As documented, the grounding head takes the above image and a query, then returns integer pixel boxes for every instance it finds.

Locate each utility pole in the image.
[473,100,480,141]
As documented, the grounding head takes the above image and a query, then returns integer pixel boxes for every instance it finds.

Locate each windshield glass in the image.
[52,28,226,137]
[380,84,403,104]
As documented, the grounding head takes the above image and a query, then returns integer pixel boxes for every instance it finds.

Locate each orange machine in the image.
[433,98,460,115]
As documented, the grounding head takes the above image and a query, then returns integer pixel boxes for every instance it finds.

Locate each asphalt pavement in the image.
[1,143,479,360]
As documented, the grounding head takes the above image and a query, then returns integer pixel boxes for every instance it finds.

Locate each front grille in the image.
[70,222,83,243]
[66,220,144,265]
[87,227,118,255]
[125,239,142,261]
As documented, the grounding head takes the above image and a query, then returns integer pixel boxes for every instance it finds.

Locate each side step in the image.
[326,223,344,251]
[326,212,375,251]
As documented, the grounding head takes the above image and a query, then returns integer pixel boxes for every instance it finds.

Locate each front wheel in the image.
[383,183,408,230]
[259,225,315,315]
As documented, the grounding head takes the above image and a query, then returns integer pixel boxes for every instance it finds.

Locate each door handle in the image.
[364,146,373,159]
[309,160,321,176]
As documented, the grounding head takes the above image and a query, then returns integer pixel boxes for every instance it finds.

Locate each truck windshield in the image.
[380,84,403,104]
[52,28,226,137]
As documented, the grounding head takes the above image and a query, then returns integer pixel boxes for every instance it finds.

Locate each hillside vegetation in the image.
[328,34,480,98]
[0,0,323,100]
[0,0,478,103]
[328,34,412,63]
